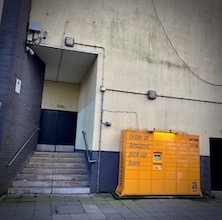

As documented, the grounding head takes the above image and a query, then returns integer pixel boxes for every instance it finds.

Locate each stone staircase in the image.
[8,151,90,195]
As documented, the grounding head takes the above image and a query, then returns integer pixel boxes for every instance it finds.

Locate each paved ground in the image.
[0,192,222,220]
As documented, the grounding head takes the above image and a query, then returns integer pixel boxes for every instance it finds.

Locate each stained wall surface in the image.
[29,0,222,192]
[30,0,222,156]
[41,81,79,112]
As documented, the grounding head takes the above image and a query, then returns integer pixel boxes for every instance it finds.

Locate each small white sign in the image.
[15,78,21,94]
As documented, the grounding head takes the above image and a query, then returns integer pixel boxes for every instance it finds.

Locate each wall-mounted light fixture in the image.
[147,90,157,100]
[65,37,75,47]
[152,128,178,134]
[26,46,35,55]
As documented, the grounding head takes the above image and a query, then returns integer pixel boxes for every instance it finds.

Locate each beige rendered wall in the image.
[41,80,79,112]
[30,0,222,156]
[75,58,98,150]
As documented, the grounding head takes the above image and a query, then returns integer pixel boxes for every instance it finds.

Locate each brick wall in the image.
[0,0,45,196]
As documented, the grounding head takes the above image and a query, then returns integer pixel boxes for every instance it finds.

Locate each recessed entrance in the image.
[31,44,102,153]
[210,138,222,191]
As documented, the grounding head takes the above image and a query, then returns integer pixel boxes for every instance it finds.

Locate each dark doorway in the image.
[210,138,222,191]
[38,109,77,146]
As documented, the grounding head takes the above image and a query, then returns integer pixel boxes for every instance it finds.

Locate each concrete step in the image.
[21,167,87,174]
[8,187,90,195]
[12,180,89,187]
[28,157,85,163]
[9,151,90,195]
[33,151,85,158]
[25,162,87,169]
[36,144,75,152]
[17,174,88,181]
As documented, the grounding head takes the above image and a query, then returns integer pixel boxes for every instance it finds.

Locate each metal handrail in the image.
[82,131,96,163]
[6,127,40,167]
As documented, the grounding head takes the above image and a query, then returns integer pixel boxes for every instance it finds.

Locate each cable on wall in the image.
[106,88,222,105]
[151,0,222,87]
[106,88,146,96]
[103,109,139,130]
[156,94,222,105]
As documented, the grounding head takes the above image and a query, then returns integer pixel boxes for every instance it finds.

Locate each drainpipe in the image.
[97,87,105,193]
[97,50,105,193]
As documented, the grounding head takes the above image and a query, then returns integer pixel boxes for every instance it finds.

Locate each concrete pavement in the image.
[0,192,222,220]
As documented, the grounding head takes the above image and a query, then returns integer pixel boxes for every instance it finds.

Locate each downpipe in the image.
[97,89,105,193]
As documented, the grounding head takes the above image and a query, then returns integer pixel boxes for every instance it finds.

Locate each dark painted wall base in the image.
[88,151,212,195]
[99,151,119,192]
[200,156,212,195]
[78,150,119,193]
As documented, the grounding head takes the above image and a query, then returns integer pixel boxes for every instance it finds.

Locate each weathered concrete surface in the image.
[0,193,222,219]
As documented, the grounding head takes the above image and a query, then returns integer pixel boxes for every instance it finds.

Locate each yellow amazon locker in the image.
[115,130,202,197]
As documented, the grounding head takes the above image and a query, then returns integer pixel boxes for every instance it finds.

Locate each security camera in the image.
[26,46,35,55]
